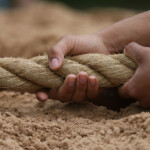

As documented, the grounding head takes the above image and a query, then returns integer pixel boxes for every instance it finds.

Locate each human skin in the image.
[36,11,150,107]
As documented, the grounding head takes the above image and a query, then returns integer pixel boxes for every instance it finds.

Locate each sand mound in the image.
[0,2,149,150]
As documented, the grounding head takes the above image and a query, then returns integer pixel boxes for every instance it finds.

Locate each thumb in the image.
[124,42,146,64]
[48,35,74,70]
[119,42,146,98]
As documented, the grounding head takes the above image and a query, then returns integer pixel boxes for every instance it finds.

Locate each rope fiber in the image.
[0,54,137,92]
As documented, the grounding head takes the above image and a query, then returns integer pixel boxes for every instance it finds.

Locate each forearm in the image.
[97,11,150,53]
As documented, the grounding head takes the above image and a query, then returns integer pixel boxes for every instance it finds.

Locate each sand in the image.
[0,2,150,150]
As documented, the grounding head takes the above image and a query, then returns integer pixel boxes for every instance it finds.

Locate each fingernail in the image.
[37,93,48,101]
[50,58,59,69]
[79,75,87,84]
[68,77,75,87]
[40,94,48,101]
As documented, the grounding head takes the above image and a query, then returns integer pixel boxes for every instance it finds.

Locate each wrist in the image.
[96,11,150,54]
[93,33,111,54]
[96,26,138,54]
[95,30,121,54]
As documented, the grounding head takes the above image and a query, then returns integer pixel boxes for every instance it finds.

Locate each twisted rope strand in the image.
[0,54,137,92]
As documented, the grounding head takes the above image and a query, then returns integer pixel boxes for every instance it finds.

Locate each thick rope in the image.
[0,54,137,92]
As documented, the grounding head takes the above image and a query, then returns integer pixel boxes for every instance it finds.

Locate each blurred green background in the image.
[47,0,150,10]
[0,0,149,10]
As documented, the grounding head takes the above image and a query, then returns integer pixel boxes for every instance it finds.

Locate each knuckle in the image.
[126,42,137,50]
[60,35,72,41]
[51,46,59,53]
[125,42,137,54]
[48,46,59,56]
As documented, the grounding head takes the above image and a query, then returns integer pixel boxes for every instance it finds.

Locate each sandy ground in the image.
[0,2,150,150]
